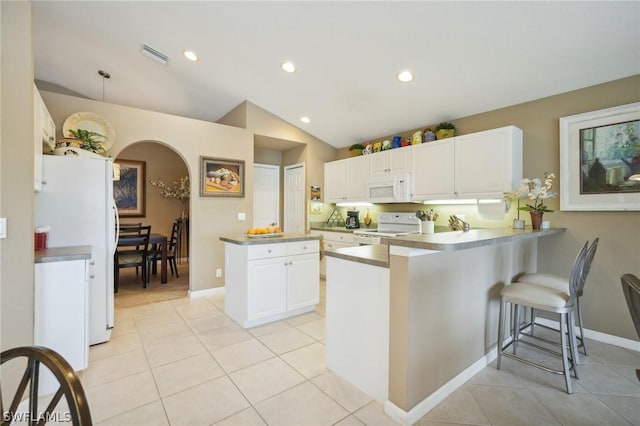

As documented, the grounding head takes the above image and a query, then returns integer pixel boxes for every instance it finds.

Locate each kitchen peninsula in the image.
[220,233,321,328]
[324,228,565,426]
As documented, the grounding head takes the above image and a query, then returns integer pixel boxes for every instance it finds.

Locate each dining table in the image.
[149,233,168,283]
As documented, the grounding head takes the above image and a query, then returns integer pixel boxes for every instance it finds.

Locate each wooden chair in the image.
[1,346,92,425]
[147,220,183,282]
[114,225,150,291]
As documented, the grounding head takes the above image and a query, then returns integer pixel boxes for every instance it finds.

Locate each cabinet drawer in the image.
[247,243,287,260]
[313,231,354,244]
[287,240,319,255]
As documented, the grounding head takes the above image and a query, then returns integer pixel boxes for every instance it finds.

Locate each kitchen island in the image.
[220,233,321,328]
[324,228,565,425]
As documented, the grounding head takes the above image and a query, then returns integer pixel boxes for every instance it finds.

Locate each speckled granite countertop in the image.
[220,233,321,245]
[323,244,389,268]
[34,246,92,263]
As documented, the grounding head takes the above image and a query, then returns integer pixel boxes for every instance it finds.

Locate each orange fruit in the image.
[247,229,256,235]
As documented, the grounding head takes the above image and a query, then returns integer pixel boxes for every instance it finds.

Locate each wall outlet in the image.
[216,268,222,278]
[0,218,6,239]
[237,212,246,221]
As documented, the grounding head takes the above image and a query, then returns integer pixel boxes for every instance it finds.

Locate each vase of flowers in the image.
[149,176,190,218]
[505,172,556,230]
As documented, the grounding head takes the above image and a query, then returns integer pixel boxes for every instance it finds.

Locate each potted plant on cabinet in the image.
[54,129,107,157]
[348,143,365,157]
[435,122,456,140]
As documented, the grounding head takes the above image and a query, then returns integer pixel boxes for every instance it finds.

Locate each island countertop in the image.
[220,233,321,245]
[34,245,92,263]
[380,227,565,251]
[324,244,389,268]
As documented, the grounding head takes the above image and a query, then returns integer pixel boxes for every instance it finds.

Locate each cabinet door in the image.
[369,152,389,176]
[34,87,43,192]
[324,160,346,203]
[345,155,369,201]
[370,149,412,176]
[286,253,320,310]
[454,126,522,199]
[247,257,287,320]
[411,140,454,200]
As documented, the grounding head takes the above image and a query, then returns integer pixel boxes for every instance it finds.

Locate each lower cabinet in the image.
[225,240,320,328]
[310,230,356,278]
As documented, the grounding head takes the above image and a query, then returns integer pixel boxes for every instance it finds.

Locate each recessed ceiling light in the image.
[300,116,311,124]
[183,50,198,62]
[281,62,296,73]
[397,70,414,83]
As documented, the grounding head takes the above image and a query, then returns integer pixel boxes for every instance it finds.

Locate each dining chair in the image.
[497,241,587,394]
[620,273,640,381]
[516,238,599,356]
[114,225,150,291]
[146,219,183,282]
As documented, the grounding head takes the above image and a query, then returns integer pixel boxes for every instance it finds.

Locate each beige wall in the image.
[0,0,36,398]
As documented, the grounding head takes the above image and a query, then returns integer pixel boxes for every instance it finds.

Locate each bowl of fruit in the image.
[246,226,283,238]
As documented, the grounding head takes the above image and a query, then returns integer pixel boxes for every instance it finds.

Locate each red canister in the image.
[34,232,48,250]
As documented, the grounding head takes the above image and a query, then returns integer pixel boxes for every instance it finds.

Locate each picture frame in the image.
[559,102,640,211]
[200,156,245,197]
[113,159,146,217]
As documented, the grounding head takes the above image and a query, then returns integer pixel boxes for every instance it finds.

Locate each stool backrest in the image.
[577,237,599,295]
[567,241,589,306]
[621,274,640,338]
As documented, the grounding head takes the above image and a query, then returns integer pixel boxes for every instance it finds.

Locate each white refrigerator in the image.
[35,155,117,345]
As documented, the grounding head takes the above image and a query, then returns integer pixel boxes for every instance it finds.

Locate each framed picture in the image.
[560,102,640,211]
[113,159,146,217]
[200,156,245,197]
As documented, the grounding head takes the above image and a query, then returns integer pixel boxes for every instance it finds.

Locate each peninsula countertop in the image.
[34,245,92,264]
[220,233,321,245]
[324,244,389,268]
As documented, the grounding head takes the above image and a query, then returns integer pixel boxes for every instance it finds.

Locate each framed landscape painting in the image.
[114,159,146,217]
[559,102,640,211]
[200,156,245,197]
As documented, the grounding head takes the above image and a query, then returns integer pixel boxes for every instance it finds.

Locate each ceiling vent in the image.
[141,44,169,65]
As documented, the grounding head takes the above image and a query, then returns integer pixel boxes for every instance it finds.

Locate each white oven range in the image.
[352,212,422,245]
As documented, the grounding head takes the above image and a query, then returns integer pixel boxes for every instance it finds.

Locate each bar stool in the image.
[497,241,587,394]
[517,238,599,357]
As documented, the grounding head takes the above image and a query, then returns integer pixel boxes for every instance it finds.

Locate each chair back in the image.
[576,237,599,296]
[118,223,142,238]
[566,241,589,306]
[168,220,183,256]
[116,225,151,266]
[621,273,640,338]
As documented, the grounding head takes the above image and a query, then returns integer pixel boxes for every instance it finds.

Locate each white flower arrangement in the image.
[505,172,557,213]
[149,176,190,203]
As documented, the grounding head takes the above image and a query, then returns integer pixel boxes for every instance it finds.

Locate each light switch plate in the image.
[237,212,246,221]
[0,218,6,239]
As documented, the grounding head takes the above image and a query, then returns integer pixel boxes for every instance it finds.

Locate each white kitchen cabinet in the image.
[369,148,412,176]
[34,85,56,192]
[324,156,368,203]
[411,139,455,200]
[310,230,356,278]
[34,254,90,395]
[225,239,320,328]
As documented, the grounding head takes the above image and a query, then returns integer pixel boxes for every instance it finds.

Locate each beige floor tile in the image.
[584,340,640,367]
[145,334,207,367]
[84,370,160,423]
[214,407,267,426]
[254,381,348,426]
[134,309,184,330]
[229,357,305,404]
[80,349,149,388]
[333,415,365,426]
[152,352,225,397]
[529,388,630,425]
[280,342,327,379]
[247,320,292,337]
[296,318,326,341]
[468,360,524,387]
[129,300,176,318]
[353,401,401,426]
[596,394,640,425]
[573,364,640,396]
[162,376,250,426]
[211,338,275,373]
[138,320,194,346]
[90,331,142,361]
[286,311,323,326]
[110,316,137,337]
[172,297,221,319]
[206,294,226,311]
[608,364,640,385]
[96,400,169,426]
[198,323,253,351]
[187,312,235,334]
[257,327,316,355]
[418,387,490,425]
[491,356,588,393]
[311,371,372,413]
[466,384,561,426]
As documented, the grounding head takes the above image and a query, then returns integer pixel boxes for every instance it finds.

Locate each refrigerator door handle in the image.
[112,200,120,251]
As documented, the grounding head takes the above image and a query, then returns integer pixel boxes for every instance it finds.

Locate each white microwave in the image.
[367,173,412,203]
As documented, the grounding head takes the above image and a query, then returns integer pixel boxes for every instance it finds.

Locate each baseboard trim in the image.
[188,286,225,298]
[535,318,640,352]
[384,349,497,426]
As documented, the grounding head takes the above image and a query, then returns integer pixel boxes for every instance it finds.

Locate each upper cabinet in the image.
[34,85,56,192]
[324,155,369,203]
[412,139,455,200]
[369,148,412,176]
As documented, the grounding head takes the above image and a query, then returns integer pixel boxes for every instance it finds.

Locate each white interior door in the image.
[284,163,305,233]
[253,164,280,228]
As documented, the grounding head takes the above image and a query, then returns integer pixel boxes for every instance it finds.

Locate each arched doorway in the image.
[114,141,190,307]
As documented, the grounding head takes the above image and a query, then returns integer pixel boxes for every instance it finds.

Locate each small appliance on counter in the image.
[346,210,360,229]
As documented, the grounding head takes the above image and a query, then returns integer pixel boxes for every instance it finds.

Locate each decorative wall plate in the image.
[62,112,116,151]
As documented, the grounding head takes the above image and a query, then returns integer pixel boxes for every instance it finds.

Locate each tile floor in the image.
[77,270,640,426]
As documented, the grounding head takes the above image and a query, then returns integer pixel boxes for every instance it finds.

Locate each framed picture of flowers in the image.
[113,159,146,217]
[200,157,244,197]
[559,102,640,211]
